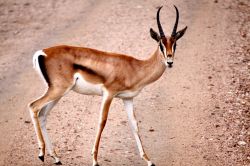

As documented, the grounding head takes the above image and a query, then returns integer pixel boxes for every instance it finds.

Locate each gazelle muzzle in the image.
[166,55,174,67]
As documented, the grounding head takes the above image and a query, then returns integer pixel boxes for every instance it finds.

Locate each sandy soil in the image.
[0,0,249,166]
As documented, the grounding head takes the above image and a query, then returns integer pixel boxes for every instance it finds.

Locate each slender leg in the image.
[39,99,62,165]
[123,99,155,166]
[29,87,66,164]
[92,92,113,166]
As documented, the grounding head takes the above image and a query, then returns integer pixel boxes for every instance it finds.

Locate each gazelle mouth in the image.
[168,63,173,68]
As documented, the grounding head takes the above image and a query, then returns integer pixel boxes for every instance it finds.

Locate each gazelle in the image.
[29,5,187,166]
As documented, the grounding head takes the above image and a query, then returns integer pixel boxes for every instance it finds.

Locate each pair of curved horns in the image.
[157,5,179,38]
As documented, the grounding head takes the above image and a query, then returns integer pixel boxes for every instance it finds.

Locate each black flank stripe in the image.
[73,64,98,76]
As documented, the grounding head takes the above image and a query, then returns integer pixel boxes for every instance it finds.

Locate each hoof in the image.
[151,164,155,166]
[38,155,44,162]
[55,161,62,165]
[93,163,99,166]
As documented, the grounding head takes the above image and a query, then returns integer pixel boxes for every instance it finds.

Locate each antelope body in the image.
[29,6,187,166]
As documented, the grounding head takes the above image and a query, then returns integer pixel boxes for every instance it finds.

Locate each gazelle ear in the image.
[176,26,187,40]
[150,28,160,42]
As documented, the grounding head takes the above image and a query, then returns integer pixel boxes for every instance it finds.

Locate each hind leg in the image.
[29,87,67,163]
[39,99,62,164]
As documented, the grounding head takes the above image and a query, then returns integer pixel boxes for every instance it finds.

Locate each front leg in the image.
[123,99,155,166]
[92,91,113,166]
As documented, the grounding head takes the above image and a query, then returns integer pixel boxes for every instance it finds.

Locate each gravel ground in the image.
[0,0,249,165]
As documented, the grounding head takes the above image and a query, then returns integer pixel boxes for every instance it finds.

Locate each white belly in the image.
[116,89,142,99]
[72,73,142,98]
[72,73,103,95]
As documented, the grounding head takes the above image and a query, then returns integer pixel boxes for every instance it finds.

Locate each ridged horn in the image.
[156,6,165,38]
[171,5,179,36]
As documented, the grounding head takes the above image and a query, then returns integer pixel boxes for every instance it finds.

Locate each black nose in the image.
[167,61,173,65]
[167,61,173,68]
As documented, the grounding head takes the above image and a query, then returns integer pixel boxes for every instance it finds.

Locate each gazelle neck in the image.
[141,46,166,86]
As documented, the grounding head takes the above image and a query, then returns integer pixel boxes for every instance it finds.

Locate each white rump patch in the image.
[72,73,103,96]
[33,50,46,70]
[32,50,48,85]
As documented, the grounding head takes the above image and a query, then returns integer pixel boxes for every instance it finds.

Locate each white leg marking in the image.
[123,99,143,155]
[38,99,60,162]
[39,100,57,154]
[123,99,152,164]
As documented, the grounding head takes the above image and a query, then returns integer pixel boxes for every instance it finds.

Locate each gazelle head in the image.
[150,6,187,68]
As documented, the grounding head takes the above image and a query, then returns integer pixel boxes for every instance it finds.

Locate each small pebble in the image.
[237,141,247,146]
[149,128,155,132]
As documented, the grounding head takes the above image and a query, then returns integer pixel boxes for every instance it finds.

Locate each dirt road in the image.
[0,0,249,166]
